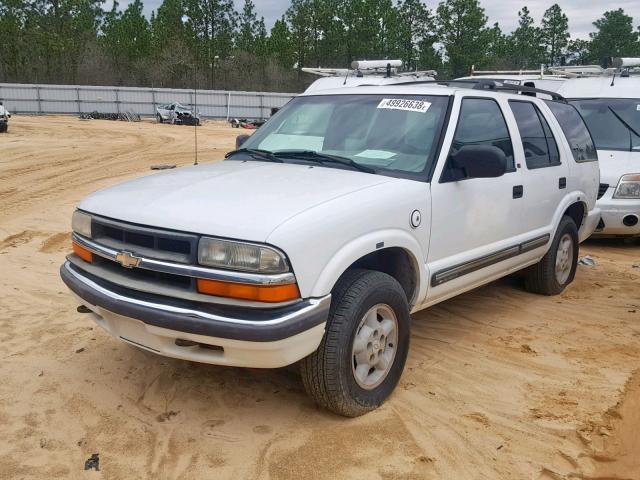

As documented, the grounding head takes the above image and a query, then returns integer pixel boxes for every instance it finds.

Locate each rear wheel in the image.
[524,215,578,295]
[156,114,163,123]
[300,269,410,417]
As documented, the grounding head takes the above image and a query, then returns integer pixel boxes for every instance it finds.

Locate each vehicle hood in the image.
[597,150,640,185]
[79,160,392,241]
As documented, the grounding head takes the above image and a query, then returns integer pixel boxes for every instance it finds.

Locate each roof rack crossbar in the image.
[379,79,566,101]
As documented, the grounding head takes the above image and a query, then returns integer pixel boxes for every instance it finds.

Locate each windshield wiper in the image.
[608,106,640,151]
[273,150,376,174]
[225,148,283,163]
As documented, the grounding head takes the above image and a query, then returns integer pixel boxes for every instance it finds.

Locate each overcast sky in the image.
[118,0,640,40]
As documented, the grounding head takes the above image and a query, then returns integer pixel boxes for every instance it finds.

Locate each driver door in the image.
[425,95,527,304]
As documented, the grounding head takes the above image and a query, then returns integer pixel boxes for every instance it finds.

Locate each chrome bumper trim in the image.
[63,261,328,327]
[72,233,296,286]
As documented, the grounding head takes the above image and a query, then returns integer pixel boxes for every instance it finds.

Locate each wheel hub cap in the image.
[351,304,398,390]
[555,233,574,285]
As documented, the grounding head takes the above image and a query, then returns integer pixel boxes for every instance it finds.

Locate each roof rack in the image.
[386,79,567,101]
[471,58,640,79]
[302,60,437,79]
[471,65,548,76]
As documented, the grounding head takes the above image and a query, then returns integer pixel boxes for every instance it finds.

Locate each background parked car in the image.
[0,101,10,133]
[156,103,201,126]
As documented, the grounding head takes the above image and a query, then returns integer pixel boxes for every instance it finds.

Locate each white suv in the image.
[61,83,600,416]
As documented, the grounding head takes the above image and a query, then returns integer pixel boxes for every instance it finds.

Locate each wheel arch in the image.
[551,192,591,243]
[563,201,586,230]
[308,230,426,307]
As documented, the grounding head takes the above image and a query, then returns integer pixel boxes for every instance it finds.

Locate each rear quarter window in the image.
[544,101,598,163]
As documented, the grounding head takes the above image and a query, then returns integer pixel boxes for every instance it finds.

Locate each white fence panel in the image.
[0,83,297,119]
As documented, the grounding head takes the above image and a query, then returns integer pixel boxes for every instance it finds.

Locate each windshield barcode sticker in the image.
[637,104,640,111]
[377,98,431,113]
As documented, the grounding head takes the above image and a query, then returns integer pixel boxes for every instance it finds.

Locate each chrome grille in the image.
[91,216,198,264]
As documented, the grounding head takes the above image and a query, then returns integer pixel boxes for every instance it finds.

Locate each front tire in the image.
[300,269,410,417]
[524,215,578,295]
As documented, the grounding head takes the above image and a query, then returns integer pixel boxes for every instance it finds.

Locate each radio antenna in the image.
[193,60,199,166]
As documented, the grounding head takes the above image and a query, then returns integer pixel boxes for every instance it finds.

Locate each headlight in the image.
[613,174,640,199]
[72,210,92,238]
[198,238,289,273]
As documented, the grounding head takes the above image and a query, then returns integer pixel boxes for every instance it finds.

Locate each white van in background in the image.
[461,59,640,237]
[558,73,640,237]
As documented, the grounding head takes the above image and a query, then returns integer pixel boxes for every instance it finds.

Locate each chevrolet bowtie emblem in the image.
[115,251,142,268]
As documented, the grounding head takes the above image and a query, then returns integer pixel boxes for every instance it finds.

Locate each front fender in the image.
[309,229,428,306]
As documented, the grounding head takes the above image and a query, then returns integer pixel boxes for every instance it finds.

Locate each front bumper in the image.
[594,190,640,237]
[60,261,330,367]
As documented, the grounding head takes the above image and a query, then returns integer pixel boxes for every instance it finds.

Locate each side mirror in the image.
[450,145,507,180]
[235,134,250,149]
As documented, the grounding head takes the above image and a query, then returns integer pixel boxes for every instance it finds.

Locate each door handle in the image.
[559,177,567,189]
[513,185,523,199]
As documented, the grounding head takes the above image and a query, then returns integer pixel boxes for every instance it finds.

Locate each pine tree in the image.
[566,39,591,65]
[268,16,295,68]
[102,0,152,78]
[236,0,258,52]
[395,0,435,71]
[183,0,236,88]
[507,7,545,69]
[436,0,490,78]
[541,4,569,66]
[286,0,312,70]
[589,9,640,62]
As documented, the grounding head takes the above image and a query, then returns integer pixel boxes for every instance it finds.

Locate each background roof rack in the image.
[471,58,640,79]
[301,60,437,78]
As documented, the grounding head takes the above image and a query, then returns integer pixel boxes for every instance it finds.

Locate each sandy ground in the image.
[0,115,639,480]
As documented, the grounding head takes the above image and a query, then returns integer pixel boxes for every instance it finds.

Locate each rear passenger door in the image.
[507,100,569,239]
[426,95,527,303]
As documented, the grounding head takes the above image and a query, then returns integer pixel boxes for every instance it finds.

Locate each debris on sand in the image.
[156,410,179,422]
[579,256,596,266]
[520,344,537,354]
[84,453,100,471]
[150,164,177,170]
[80,111,140,122]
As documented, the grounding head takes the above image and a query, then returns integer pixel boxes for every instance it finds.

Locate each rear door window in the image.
[509,100,560,169]
[544,101,598,162]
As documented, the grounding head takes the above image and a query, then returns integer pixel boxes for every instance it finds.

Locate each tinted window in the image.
[569,98,640,152]
[509,101,560,169]
[545,101,598,162]
[443,98,514,181]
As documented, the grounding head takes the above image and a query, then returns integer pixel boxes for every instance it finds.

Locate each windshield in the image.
[238,94,449,179]
[570,98,640,152]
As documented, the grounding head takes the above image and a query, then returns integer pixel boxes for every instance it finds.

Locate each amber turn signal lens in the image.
[196,278,299,303]
[72,241,93,263]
